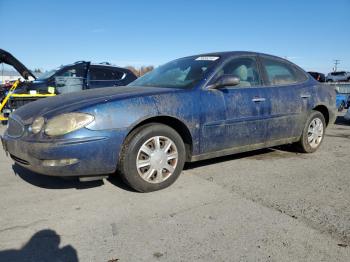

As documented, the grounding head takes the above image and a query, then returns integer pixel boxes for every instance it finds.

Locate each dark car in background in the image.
[29,61,137,94]
[308,71,326,82]
[0,49,137,111]
[1,52,336,192]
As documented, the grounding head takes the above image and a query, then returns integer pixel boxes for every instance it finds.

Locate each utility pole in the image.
[333,59,340,72]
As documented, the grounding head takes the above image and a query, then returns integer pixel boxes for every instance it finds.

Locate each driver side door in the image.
[200,56,268,154]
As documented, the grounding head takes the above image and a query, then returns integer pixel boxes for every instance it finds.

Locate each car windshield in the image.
[128,56,220,88]
[36,67,62,80]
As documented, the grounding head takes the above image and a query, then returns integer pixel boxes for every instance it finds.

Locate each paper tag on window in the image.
[195,56,219,61]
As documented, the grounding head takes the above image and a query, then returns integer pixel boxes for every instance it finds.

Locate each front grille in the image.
[10,154,30,165]
[7,117,25,138]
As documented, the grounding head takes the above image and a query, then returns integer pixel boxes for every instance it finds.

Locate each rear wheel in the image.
[296,111,326,153]
[118,123,186,192]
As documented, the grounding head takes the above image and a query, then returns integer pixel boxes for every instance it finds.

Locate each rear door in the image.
[258,55,312,141]
[88,66,125,89]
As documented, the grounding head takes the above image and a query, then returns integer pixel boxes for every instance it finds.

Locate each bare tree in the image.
[126,66,154,77]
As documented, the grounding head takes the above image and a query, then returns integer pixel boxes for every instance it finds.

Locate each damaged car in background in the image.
[1,51,336,192]
[0,48,137,119]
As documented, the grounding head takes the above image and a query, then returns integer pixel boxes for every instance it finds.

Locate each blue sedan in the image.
[1,52,336,192]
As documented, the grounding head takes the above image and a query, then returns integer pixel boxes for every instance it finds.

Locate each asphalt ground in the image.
[0,114,349,261]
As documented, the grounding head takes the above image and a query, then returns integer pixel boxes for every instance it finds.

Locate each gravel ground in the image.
[0,115,349,262]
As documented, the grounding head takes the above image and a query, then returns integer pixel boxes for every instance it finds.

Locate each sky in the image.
[0,0,349,73]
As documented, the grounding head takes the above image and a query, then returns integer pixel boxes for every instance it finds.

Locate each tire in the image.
[296,111,326,153]
[118,123,186,192]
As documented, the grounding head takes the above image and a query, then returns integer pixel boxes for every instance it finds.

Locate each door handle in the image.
[301,94,311,98]
[252,97,266,102]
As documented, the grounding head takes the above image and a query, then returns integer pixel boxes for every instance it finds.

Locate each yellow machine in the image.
[1,49,57,122]
[0,80,56,121]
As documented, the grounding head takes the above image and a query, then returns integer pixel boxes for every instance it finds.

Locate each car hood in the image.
[14,86,181,123]
[0,49,37,80]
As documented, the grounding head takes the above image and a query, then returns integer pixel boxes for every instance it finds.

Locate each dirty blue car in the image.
[1,52,336,192]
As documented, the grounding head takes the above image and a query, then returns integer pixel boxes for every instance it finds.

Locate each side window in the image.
[215,57,261,87]
[261,57,307,85]
[90,67,124,81]
[56,64,86,78]
[113,69,125,80]
[54,64,87,94]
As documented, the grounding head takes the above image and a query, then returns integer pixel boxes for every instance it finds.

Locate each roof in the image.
[188,51,284,60]
[65,61,129,70]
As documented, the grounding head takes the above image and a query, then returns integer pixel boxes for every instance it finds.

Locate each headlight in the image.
[45,113,94,136]
[30,117,45,134]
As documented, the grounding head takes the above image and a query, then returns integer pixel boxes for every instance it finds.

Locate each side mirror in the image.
[208,75,240,89]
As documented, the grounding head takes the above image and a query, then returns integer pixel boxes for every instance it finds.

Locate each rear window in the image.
[261,57,307,86]
[90,67,124,81]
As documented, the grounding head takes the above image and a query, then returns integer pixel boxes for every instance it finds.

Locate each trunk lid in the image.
[0,49,36,80]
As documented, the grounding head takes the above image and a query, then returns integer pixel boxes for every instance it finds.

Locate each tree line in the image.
[125,66,154,77]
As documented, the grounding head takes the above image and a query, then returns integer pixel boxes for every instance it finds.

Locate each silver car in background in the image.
[326,71,350,82]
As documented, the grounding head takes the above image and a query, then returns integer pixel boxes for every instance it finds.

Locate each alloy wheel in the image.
[307,118,324,148]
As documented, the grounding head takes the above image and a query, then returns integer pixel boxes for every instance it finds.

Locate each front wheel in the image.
[118,123,186,192]
[296,111,326,153]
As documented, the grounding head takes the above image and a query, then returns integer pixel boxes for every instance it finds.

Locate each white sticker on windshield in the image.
[195,56,220,61]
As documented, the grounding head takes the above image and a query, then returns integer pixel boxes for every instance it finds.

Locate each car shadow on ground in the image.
[107,174,138,192]
[185,116,348,170]
[12,150,298,189]
[12,164,104,190]
[0,229,78,262]
[12,163,136,192]
[184,146,300,170]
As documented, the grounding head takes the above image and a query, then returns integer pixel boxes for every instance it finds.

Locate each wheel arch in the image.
[312,105,330,126]
[127,115,194,161]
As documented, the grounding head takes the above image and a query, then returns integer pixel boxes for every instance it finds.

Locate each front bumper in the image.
[1,129,126,177]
